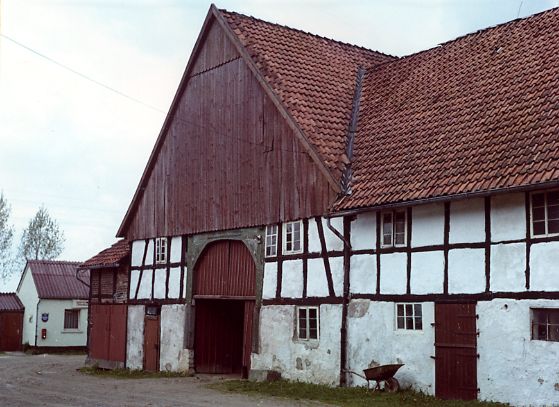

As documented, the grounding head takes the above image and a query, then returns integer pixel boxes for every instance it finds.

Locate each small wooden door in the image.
[0,312,23,351]
[435,303,478,400]
[144,308,160,372]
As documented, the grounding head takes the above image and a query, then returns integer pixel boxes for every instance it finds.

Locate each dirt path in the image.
[0,353,316,407]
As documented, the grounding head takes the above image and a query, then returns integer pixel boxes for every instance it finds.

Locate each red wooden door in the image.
[435,303,478,400]
[144,314,160,372]
[0,313,23,351]
[194,240,256,375]
[89,305,110,360]
[89,304,127,363]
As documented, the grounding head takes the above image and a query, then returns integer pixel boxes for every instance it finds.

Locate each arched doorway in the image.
[193,240,256,377]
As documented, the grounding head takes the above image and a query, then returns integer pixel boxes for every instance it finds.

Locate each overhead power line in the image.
[0,33,165,114]
[0,32,318,157]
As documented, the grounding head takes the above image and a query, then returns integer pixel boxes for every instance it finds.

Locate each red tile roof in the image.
[0,293,24,312]
[336,7,559,210]
[81,240,129,269]
[27,260,88,300]
[221,10,395,180]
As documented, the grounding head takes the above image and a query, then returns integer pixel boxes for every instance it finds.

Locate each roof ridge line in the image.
[218,8,398,60]
[394,6,558,62]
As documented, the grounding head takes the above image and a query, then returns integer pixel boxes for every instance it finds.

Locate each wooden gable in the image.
[119,13,337,240]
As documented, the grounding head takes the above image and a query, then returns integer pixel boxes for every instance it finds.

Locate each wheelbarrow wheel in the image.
[385,378,400,393]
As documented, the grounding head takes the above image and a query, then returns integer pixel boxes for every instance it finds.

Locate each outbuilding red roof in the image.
[26,260,88,300]
[336,7,559,210]
[81,240,129,269]
[0,293,24,312]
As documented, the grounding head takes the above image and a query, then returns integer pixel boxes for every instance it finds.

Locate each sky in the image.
[0,0,557,290]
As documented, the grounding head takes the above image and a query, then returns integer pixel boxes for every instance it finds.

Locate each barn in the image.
[93,5,558,405]
[0,293,24,351]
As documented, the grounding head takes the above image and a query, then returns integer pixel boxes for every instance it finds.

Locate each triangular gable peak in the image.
[118,6,342,239]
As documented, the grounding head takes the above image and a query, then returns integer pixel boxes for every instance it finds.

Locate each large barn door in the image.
[194,240,256,377]
[435,303,478,400]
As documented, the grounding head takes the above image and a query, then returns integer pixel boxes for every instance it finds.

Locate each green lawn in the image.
[209,380,507,407]
[78,366,191,379]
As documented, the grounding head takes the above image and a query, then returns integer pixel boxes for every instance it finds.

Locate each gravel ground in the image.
[0,353,316,407]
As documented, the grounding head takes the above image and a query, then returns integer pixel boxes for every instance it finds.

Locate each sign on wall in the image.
[41,313,49,322]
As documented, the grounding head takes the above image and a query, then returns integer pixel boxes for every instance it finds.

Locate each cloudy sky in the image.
[0,0,557,289]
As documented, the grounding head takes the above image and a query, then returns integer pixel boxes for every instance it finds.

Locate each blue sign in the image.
[41,313,49,322]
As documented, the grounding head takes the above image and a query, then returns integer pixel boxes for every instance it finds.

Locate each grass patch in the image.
[209,380,507,407]
[78,366,191,379]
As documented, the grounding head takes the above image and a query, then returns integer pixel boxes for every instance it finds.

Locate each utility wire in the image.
[0,33,318,157]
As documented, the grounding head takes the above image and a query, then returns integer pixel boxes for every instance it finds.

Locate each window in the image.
[531,190,559,237]
[381,210,407,247]
[396,303,422,330]
[531,309,559,342]
[297,306,319,340]
[283,220,303,254]
[64,309,80,330]
[155,237,167,264]
[265,225,278,257]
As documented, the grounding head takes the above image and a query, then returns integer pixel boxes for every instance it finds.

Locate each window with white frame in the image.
[265,225,278,257]
[531,190,559,237]
[531,308,559,342]
[396,303,422,330]
[381,209,406,247]
[283,220,303,254]
[155,237,167,264]
[297,306,319,340]
[64,309,80,330]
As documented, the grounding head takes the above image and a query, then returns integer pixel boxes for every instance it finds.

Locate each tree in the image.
[0,193,14,280]
[20,206,65,261]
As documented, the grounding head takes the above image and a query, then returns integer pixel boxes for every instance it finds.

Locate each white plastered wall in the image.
[252,304,342,386]
[35,300,88,347]
[17,265,39,346]
[530,241,559,291]
[477,299,559,406]
[281,260,303,298]
[411,203,444,247]
[347,300,435,394]
[449,198,485,244]
[126,305,145,370]
[410,251,444,294]
[448,248,485,294]
[351,213,376,250]
[379,253,407,294]
[159,304,187,371]
[491,193,525,242]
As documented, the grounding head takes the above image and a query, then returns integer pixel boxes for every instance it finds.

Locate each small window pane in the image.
[406,316,414,330]
[415,317,423,330]
[394,232,405,245]
[405,304,413,315]
[533,206,546,221]
[548,191,559,205]
[397,316,404,329]
[550,325,559,342]
[532,193,545,207]
[548,220,559,234]
[397,304,404,317]
[533,221,546,236]
[414,304,422,317]
[308,308,317,319]
[548,205,559,220]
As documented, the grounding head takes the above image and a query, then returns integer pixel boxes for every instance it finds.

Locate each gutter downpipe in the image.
[326,216,352,387]
[34,299,41,347]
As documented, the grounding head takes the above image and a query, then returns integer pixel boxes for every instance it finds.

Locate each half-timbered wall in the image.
[122,19,336,241]
[254,191,559,406]
[128,236,187,303]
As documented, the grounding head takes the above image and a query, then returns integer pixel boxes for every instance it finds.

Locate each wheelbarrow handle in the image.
[342,369,366,380]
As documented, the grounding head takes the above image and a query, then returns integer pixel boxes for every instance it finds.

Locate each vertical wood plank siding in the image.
[194,240,256,297]
[124,21,335,240]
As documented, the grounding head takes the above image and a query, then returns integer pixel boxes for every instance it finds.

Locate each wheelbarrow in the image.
[346,363,404,392]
